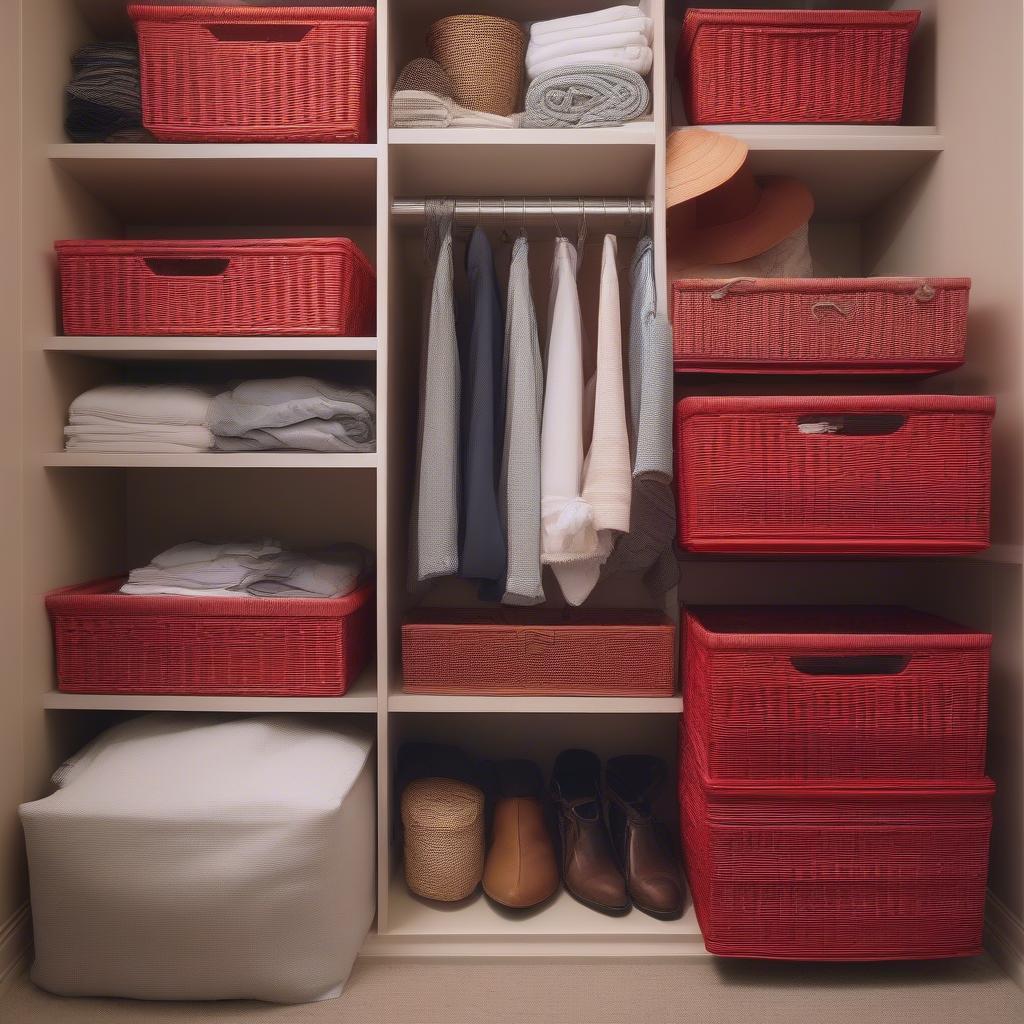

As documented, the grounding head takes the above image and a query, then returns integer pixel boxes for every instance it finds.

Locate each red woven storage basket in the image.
[46,577,374,696]
[682,606,990,781]
[56,238,375,336]
[675,394,994,555]
[678,8,920,125]
[402,610,675,696]
[672,278,970,375]
[680,771,994,960]
[129,5,375,142]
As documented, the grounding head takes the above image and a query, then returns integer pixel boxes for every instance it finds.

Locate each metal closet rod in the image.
[391,197,653,218]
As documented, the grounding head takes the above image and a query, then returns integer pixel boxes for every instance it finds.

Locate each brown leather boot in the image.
[551,750,629,916]
[606,755,685,920]
[482,760,559,910]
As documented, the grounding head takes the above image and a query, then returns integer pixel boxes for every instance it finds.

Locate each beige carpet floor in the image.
[1,956,1022,1024]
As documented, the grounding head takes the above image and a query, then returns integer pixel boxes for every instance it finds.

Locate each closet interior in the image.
[4,0,1022,971]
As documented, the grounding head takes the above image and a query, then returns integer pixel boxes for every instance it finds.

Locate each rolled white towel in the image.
[527,30,652,69]
[69,383,217,427]
[529,6,645,40]
[531,15,652,47]
[528,46,653,80]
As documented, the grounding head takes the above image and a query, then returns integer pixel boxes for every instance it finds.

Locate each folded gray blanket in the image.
[209,377,376,453]
[522,63,650,128]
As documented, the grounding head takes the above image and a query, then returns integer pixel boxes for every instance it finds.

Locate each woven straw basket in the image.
[402,777,485,902]
[427,15,526,116]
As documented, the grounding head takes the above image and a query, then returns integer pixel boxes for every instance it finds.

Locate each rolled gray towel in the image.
[522,63,650,128]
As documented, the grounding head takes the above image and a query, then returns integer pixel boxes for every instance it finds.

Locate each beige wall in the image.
[0,0,25,930]
[866,0,1024,925]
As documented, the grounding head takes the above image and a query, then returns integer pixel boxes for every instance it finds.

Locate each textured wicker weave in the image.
[402,610,675,696]
[682,606,990,782]
[427,15,526,116]
[129,5,375,141]
[57,237,375,337]
[680,770,994,960]
[676,395,994,555]
[672,278,970,375]
[46,577,374,696]
[678,8,920,125]
[402,777,485,902]
[394,57,454,98]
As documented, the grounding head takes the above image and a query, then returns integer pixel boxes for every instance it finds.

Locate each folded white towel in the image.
[529,6,644,40]
[527,30,652,68]
[531,15,652,46]
[528,47,653,80]
[152,540,282,569]
[246,545,371,599]
[392,90,523,129]
[63,440,212,454]
[64,424,214,449]
[69,384,217,427]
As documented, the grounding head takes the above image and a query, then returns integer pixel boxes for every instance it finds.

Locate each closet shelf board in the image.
[43,666,379,713]
[693,125,944,150]
[388,124,656,146]
[44,453,379,469]
[374,879,704,953]
[45,337,378,361]
[48,145,378,224]
[389,692,683,714]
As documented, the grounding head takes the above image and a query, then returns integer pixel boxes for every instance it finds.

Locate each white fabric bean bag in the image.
[20,714,375,1004]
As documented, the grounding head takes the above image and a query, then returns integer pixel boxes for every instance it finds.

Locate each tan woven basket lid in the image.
[402,777,485,902]
[394,57,454,98]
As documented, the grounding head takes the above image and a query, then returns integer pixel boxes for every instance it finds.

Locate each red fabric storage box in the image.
[402,610,675,696]
[672,278,970,376]
[675,395,994,555]
[129,5,375,142]
[46,577,374,696]
[680,771,994,960]
[682,606,990,781]
[677,8,920,125]
[56,238,375,336]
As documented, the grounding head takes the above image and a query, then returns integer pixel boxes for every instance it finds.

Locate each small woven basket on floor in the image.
[402,777,485,902]
[427,15,525,116]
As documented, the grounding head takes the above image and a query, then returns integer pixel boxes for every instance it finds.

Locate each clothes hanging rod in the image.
[391,197,653,218]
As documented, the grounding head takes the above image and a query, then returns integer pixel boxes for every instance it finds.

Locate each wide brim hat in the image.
[668,165,815,266]
[666,128,748,209]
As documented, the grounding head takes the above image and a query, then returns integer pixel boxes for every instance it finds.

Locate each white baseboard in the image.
[0,903,31,992]
[986,891,1024,989]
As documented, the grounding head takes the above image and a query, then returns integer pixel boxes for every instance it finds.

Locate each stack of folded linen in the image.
[64,384,217,453]
[120,540,372,599]
[64,42,148,143]
[209,377,377,453]
[526,5,654,80]
[391,58,522,129]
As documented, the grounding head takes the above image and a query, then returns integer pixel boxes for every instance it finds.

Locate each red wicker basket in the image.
[682,606,990,782]
[46,577,374,696]
[680,770,994,960]
[678,8,920,125]
[402,610,675,696]
[129,5,375,142]
[676,395,994,555]
[672,278,970,375]
[56,238,375,337]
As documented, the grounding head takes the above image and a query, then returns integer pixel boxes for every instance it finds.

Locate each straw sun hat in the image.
[667,128,814,265]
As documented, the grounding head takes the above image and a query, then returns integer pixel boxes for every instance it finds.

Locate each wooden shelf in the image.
[389,124,656,147]
[667,126,944,219]
[44,452,378,469]
[365,877,705,958]
[389,691,682,714]
[45,336,378,361]
[48,143,378,225]
[42,667,379,713]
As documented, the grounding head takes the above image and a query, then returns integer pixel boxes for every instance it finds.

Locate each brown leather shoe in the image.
[606,755,685,920]
[482,760,559,910]
[551,750,629,916]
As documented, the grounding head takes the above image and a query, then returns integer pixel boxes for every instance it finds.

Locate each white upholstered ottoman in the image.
[20,714,375,1004]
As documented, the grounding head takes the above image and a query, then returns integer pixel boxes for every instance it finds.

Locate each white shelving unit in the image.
[6,0,1023,974]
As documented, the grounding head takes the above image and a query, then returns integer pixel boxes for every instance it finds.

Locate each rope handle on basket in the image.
[709,278,757,299]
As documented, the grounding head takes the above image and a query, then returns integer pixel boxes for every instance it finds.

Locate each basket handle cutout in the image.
[143,257,231,278]
[790,655,911,677]
[811,301,851,320]
[204,24,314,43]
[797,414,907,437]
